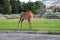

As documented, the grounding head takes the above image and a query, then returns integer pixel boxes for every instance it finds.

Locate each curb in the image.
[0,30,60,34]
[0,30,48,34]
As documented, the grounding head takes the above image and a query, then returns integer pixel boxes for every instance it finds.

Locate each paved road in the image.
[0,32,60,40]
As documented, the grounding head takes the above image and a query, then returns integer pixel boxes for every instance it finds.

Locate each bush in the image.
[0,14,6,19]
[4,14,20,19]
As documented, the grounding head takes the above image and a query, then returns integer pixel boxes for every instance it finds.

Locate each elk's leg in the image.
[20,19,24,29]
[17,18,21,29]
[28,18,32,29]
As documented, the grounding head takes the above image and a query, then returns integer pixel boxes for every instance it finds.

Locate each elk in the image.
[18,10,33,29]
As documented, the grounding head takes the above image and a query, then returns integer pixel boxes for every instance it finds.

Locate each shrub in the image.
[4,14,20,19]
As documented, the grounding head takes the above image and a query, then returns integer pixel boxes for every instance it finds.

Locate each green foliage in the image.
[10,0,18,14]
[3,0,11,14]
[0,0,46,14]
[0,5,3,13]
[22,1,46,14]
[0,14,20,19]
[4,14,19,19]
[26,2,37,14]
[0,0,3,4]
[0,0,4,13]
[16,0,22,13]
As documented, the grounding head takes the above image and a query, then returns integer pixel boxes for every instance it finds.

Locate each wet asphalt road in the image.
[0,32,60,40]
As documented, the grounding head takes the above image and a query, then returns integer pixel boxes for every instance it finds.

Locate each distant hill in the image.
[41,0,60,7]
[41,0,58,5]
[51,0,60,5]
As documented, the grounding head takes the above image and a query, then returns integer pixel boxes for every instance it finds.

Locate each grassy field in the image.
[0,19,60,31]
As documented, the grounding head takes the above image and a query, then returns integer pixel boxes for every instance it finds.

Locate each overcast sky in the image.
[19,0,58,6]
[20,0,41,3]
[20,0,58,3]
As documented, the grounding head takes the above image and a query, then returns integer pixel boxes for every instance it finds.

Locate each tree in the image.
[0,0,46,15]
[10,0,17,14]
[16,0,22,13]
[0,0,3,4]
[0,0,3,13]
[34,1,46,18]
[21,1,46,14]
[3,0,11,14]
[10,0,22,14]
[27,2,37,14]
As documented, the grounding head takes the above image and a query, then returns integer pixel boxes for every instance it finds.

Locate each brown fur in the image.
[18,10,33,29]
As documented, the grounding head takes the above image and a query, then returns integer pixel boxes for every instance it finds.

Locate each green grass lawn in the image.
[0,19,60,31]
